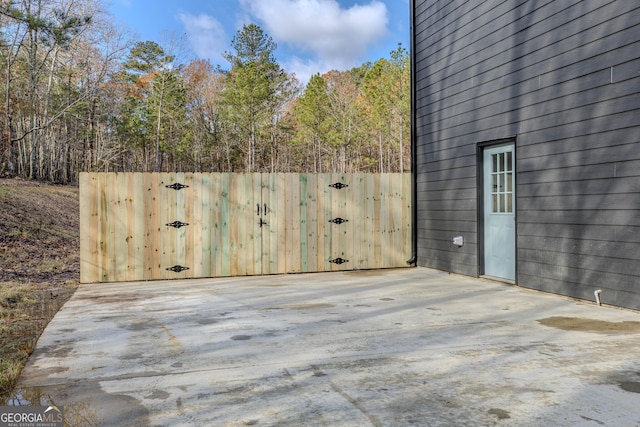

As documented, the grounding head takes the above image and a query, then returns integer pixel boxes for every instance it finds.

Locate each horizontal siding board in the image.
[415,166,477,182]
[518,261,639,294]
[519,248,640,278]
[518,140,640,172]
[417,242,478,259]
[518,194,640,211]
[417,188,477,202]
[417,244,478,260]
[418,90,639,144]
[518,236,640,261]
[518,159,640,185]
[416,177,476,191]
[518,223,640,244]
[419,221,477,234]
[416,153,476,172]
[418,41,640,122]
[418,209,477,223]
[419,228,478,243]
[418,256,478,277]
[518,274,640,311]
[417,3,640,102]
[417,199,476,212]
[519,109,640,152]
[518,177,640,199]
[517,209,640,228]
[419,69,640,140]
[518,128,640,160]
[417,28,640,117]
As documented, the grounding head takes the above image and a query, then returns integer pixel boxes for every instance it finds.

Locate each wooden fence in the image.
[79,173,412,283]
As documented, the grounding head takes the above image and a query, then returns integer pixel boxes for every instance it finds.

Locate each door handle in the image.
[259,218,268,227]
[257,203,261,216]
[263,204,269,214]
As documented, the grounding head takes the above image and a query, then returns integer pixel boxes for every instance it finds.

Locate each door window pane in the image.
[490,147,514,213]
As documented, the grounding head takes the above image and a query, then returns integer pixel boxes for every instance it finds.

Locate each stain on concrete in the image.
[119,353,144,360]
[380,298,395,301]
[488,408,511,420]
[123,320,155,331]
[160,324,178,344]
[580,415,605,425]
[33,344,73,358]
[13,382,149,426]
[38,367,69,376]
[231,335,252,341]
[171,362,183,368]
[76,294,138,304]
[145,389,170,400]
[345,269,397,276]
[537,317,640,334]
[197,318,219,325]
[619,381,640,393]
[285,303,334,310]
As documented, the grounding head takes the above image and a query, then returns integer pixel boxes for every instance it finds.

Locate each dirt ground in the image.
[0,178,79,403]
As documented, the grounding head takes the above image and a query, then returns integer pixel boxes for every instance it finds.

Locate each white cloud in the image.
[240,0,388,72]
[178,13,228,65]
[282,57,329,87]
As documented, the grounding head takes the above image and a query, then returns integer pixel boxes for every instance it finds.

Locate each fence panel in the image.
[80,173,412,283]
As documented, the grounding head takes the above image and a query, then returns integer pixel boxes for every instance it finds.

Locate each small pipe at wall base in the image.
[594,289,602,306]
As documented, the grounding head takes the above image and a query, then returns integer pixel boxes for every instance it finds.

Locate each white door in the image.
[483,143,516,281]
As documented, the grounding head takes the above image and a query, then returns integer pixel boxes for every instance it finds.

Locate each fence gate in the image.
[80,173,411,283]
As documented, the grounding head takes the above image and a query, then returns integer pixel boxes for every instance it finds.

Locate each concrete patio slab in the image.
[12,267,640,426]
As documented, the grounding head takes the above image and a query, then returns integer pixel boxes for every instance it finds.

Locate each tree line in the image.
[0,0,409,183]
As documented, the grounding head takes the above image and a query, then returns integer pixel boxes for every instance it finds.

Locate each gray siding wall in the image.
[414,0,640,309]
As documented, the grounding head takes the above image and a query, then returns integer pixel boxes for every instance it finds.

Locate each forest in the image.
[0,0,410,184]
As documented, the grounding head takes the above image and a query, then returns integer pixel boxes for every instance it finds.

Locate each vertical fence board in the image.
[305,174,318,273]
[253,173,262,275]
[217,173,228,277]
[380,173,391,268]
[275,173,287,274]
[351,173,364,269]
[299,174,308,272]
[228,174,239,276]
[289,174,302,272]
[199,174,210,277]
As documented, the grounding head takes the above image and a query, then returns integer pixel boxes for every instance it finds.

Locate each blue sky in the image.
[107,0,410,84]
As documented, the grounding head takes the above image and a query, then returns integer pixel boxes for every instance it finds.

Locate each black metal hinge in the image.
[166,221,189,228]
[166,265,189,273]
[329,182,348,190]
[166,182,189,190]
[329,257,349,265]
[329,217,348,225]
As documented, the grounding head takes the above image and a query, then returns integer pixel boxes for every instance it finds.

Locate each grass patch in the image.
[0,179,79,404]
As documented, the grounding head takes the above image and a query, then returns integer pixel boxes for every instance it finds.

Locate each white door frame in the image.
[481,142,516,282]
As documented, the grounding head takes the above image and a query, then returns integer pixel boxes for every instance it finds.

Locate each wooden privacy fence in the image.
[79,173,412,283]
